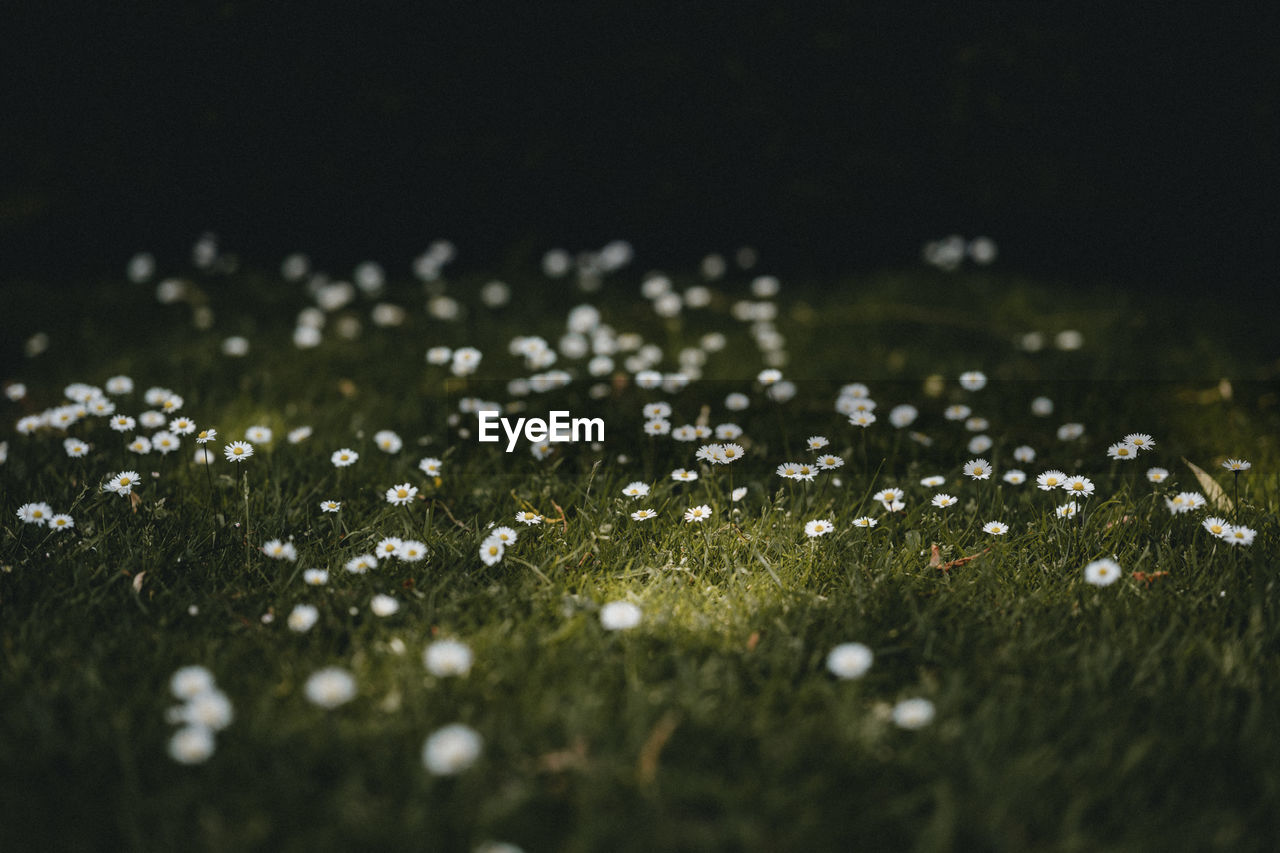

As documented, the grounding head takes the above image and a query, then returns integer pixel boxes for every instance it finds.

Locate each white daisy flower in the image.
[48,513,74,531]
[396,540,427,562]
[474,528,512,549]
[320,500,341,513]
[1107,442,1138,461]
[622,481,650,498]
[630,508,657,521]
[982,521,1009,536]
[168,416,196,435]
[1002,469,1026,485]
[195,428,217,444]
[262,539,298,561]
[967,435,993,454]
[374,430,403,453]
[303,569,329,585]
[684,504,712,523]
[920,475,946,487]
[418,457,443,477]
[1056,501,1078,518]
[245,425,273,444]
[848,412,876,428]
[1202,517,1230,538]
[943,404,971,422]
[1225,525,1256,546]
[776,462,802,480]
[127,436,152,455]
[304,668,357,709]
[873,488,904,505]
[1062,476,1095,497]
[891,698,936,730]
[422,724,483,775]
[370,595,400,617]
[287,426,313,444]
[889,405,918,428]
[852,516,877,528]
[1222,458,1251,471]
[385,483,418,506]
[106,470,141,495]
[671,425,698,442]
[804,519,834,538]
[643,419,671,436]
[109,414,136,433]
[170,665,216,699]
[731,487,748,502]
[168,726,216,765]
[17,502,53,525]
[816,454,843,470]
[479,537,505,566]
[376,537,404,559]
[223,441,254,462]
[331,448,359,467]
[643,402,672,420]
[1036,470,1066,491]
[1124,433,1155,452]
[931,494,957,508]
[424,639,473,677]
[1057,422,1085,441]
[515,511,543,525]
[671,468,699,482]
[963,458,992,480]
[1084,558,1122,586]
[344,554,378,574]
[792,463,818,482]
[958,371,987,391]
[600,600,643,631]
[1146,467,1169,483]
[826,643,873,679]
[152,432,179,455]
[1013,445,1036,463]
[288,604,320,633]
[715,423,744,440]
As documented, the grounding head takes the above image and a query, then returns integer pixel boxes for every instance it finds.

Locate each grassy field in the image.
[2,260,1278,851]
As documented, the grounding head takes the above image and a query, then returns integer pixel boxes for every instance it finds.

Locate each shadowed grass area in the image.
[1,268,1278,851]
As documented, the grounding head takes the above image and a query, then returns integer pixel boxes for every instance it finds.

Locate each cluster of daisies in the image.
[299,638,483,776]
[15,501,74,531]
[165,665,234,765]
[824,642,934,729]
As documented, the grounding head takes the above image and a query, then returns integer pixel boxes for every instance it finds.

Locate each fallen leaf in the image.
[1183,458,1232,512]
[637,711,681,786]
[928,544,943,568]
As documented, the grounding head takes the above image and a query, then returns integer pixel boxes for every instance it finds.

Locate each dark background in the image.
[3,3,1277,289]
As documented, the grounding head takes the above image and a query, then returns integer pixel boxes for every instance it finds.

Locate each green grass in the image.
[2,267,1278,851]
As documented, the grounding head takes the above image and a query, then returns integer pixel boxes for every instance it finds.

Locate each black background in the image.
[4,3,1277,289]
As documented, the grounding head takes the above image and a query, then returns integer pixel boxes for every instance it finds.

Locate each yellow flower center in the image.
[397,489,408,497]
[119,478,130,486]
